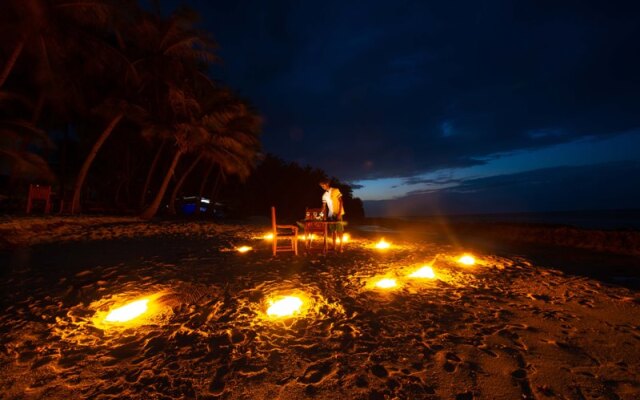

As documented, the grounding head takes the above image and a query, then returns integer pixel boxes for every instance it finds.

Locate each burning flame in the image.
[458,254,476,265]
[237,246,252,253]
[105,299,149,323]
[339,233,350,243]
[375,278,398,289]
[266,296,304,317]
[409,265,436,279]
[375,239,390,249]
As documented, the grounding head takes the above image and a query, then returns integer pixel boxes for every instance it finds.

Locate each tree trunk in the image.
[139,139,166,209]
[140,148,183,220]
[70,113,124,214]
[198,160,214,197]
[0,40,25,88]
[167,153,202,215]
[194,160,214,216]
[207,168,225,216]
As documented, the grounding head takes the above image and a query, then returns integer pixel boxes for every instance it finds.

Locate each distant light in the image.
[375,239,390,249]
[266,296,304,317]
[105,299,149,323]
[237,246,252,253]
[458,254,475,265]
[409,265,436,279]
[263,233,274,240]
[200,198,210,204]
[375,278,397,289]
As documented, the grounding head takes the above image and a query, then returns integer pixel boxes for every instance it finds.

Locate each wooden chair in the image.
[303,207,328,254]
[271,206,298,256]
[26,184,51,214]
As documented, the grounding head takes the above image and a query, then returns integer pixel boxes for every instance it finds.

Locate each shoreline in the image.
[1,215,639,256]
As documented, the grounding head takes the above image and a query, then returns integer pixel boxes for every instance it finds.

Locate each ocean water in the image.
[410,209,640,230]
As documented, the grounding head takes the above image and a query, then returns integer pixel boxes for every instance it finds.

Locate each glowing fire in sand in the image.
[458,254,476,265]
[237,246,252,253]
[267,296,304,318]
[338,233,350,243]
[105,299,149,323]
[375,239,390,249]
[375,278,398,289]
[409,265,436,279]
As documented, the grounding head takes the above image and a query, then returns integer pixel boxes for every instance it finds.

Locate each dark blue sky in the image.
[157,0,640,216]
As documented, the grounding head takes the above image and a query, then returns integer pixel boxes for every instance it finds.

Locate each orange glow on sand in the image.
[237,246,252,253]
[409,265,436,279]
[266,296,304,318]
[375,239,391,249]
[375,278,398,289]
[335,233,350,244]
[458,254,476,265]
[105,299,149,323]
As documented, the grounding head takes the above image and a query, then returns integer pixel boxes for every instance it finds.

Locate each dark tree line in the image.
[217,154,365,222]
[0,1,364,220]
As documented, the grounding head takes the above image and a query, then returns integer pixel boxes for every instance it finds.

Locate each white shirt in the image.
[322,188,343,218]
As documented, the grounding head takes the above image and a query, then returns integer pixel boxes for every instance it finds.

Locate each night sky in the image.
[156,0,640,216]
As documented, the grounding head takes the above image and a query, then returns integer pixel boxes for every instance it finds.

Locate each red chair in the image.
[26,184,51,214]
[271,206,299,256]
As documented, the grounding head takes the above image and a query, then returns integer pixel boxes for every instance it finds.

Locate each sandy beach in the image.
[0,217,639,399]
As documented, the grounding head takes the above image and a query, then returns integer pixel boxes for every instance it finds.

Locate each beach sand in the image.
[0,216,639,399]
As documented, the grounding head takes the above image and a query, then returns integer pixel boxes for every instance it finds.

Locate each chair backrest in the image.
[271,206,277,233]
[28,184,51,201]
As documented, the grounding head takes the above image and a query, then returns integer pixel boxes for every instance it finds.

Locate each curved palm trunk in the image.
[167,153,202,215]
[70,113,124,214]
[140,148,183,220]
[195,160,214,215]
[0,40,25,88]
[207,168,225,216]
[139,139,167,209]
[198,160,214,197]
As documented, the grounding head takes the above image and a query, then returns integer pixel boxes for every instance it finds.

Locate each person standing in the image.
[319,179,345,221]
[319,179,346,252]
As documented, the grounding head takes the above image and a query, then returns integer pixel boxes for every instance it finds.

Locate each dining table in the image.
[298,219,346,254]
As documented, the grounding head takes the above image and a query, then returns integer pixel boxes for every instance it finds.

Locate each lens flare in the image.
[105,299,149,323]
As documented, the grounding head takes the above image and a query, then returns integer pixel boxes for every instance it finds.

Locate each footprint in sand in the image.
[370,363,388,378]
[440,351,462,373]
[299,360,335,384]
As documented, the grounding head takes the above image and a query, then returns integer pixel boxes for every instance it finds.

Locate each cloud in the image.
[364,161,640,216]
[403,176,463,187]
[168,0,640,181]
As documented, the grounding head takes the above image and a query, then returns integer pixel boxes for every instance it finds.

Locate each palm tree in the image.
[165,92,262,215]
[0,0,123,89]
[140,86,208,219]
[0,0,138,209]
[66,4,216,214]
[68,99,147,214]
